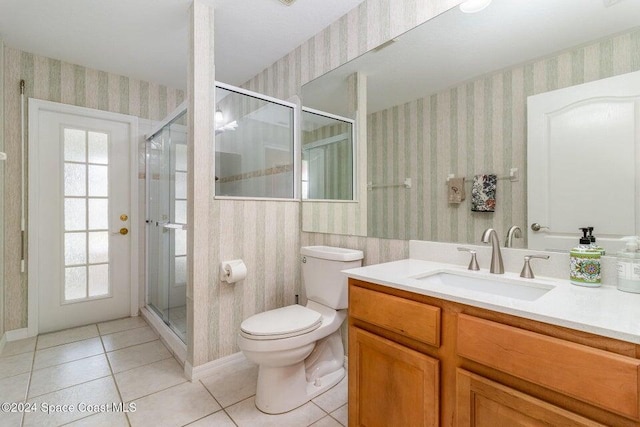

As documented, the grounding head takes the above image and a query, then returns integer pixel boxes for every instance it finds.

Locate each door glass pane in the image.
[88,264,109,297]
[64,163,86,196]
[65,266,87,300]
[64,128,86,162]
[64,198,86,231]
[175,200,187,224]
[88,165,108,197]
[88,132,109,164]
[65,233,86,265]
[175,257,186,284]
[62,126,111,303]
[88,232,109,263]
[175,229,186,256]
[175,172,187,199]
[88,199,109,230]
[175,144,187,171]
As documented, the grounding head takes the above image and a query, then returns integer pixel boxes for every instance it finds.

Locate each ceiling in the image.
[0,0,365,91]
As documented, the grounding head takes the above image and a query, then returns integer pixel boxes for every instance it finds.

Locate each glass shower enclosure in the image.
[145,108,188,343]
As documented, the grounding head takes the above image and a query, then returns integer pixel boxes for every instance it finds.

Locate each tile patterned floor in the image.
[0,317,348,427]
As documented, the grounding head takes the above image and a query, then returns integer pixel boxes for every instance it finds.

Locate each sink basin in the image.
[414,272,554,301]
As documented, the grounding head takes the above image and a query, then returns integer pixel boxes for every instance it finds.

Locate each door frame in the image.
[27,99,139,337]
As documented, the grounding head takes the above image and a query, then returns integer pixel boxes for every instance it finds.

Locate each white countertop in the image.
[344,258,640,344]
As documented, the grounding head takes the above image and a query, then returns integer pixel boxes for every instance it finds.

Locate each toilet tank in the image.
[300,246,364,310]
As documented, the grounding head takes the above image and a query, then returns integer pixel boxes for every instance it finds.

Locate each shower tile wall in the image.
[2,46,184,331]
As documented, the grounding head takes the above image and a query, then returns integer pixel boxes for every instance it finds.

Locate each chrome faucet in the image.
[505,225,522,248]
[481,228,504,274]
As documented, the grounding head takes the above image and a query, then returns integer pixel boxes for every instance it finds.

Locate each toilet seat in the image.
[240,305,322,340]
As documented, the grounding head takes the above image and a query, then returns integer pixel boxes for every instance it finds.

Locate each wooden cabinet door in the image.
[456,369,604,427]
[349,326,439,427]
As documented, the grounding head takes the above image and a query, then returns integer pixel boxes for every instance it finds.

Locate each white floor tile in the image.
[23,377,120,427]
[200,358,258,407]
[97,317,148,336]
[127,381,221,427]
[0,372,30,403]
[107,340,172,373]
[64,411,129,426]
[311,415,344,427]
[226,397,326,427]
[28,354,111,398]
[115,357,186,402]
[0,411,23,427]
[312,375,348,413]
[10,321,351,427]
[36,325,99,350]
[0,352,33,380]
[101,326,158,352]
[330,404,347,426]
[187,411,236,426]
[0,337,37,358]
[33,337,103,370]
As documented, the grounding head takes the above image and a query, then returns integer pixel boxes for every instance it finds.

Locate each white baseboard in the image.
[185,351,247,382]
[5,328,31,341]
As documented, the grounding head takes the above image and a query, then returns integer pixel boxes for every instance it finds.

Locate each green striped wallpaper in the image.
[3,46,185,331]
[366,28,640,243]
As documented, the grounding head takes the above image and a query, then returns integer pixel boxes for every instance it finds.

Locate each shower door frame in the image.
[143,101,188,346]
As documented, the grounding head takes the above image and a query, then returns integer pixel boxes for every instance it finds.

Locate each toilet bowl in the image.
[237,246,363,414]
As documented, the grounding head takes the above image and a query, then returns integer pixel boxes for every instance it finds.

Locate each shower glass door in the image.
[146,110,187,343]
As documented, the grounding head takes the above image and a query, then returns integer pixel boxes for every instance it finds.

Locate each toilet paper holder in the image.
[220,259,247,283]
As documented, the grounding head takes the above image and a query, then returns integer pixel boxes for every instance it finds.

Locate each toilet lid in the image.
[240,305,322,338]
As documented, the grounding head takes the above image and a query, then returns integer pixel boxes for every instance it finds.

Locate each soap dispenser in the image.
[617,236,640,293]
[587,227,606,255]
[570,227,601,287]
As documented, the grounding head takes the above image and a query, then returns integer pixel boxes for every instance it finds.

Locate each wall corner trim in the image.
[185,351,246,382]
[4,327,31,342]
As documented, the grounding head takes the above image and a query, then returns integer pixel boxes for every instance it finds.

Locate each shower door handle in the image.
[161,223,187,230]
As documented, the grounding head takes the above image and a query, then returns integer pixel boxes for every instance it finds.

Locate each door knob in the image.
[530,223,549,232]
[113,227,129,235]
[120,214,129,221]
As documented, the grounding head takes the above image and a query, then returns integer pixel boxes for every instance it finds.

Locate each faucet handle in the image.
[457,247,480,271]
[520,254,550,279]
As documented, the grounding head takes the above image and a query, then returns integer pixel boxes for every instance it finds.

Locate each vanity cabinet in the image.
[348,279,640,427]
[350,327,439,426]
[456,370,604,426]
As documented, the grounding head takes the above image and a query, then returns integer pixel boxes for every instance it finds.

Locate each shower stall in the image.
[145,104,188,344]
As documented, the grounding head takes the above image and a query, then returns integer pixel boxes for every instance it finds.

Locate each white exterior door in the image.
[29,99,138,334]
[527,70,640,252]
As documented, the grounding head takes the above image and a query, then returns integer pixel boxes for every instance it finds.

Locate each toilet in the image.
[238,245,364,414]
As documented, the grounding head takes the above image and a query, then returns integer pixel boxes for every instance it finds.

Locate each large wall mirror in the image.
[301,0,640,252]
